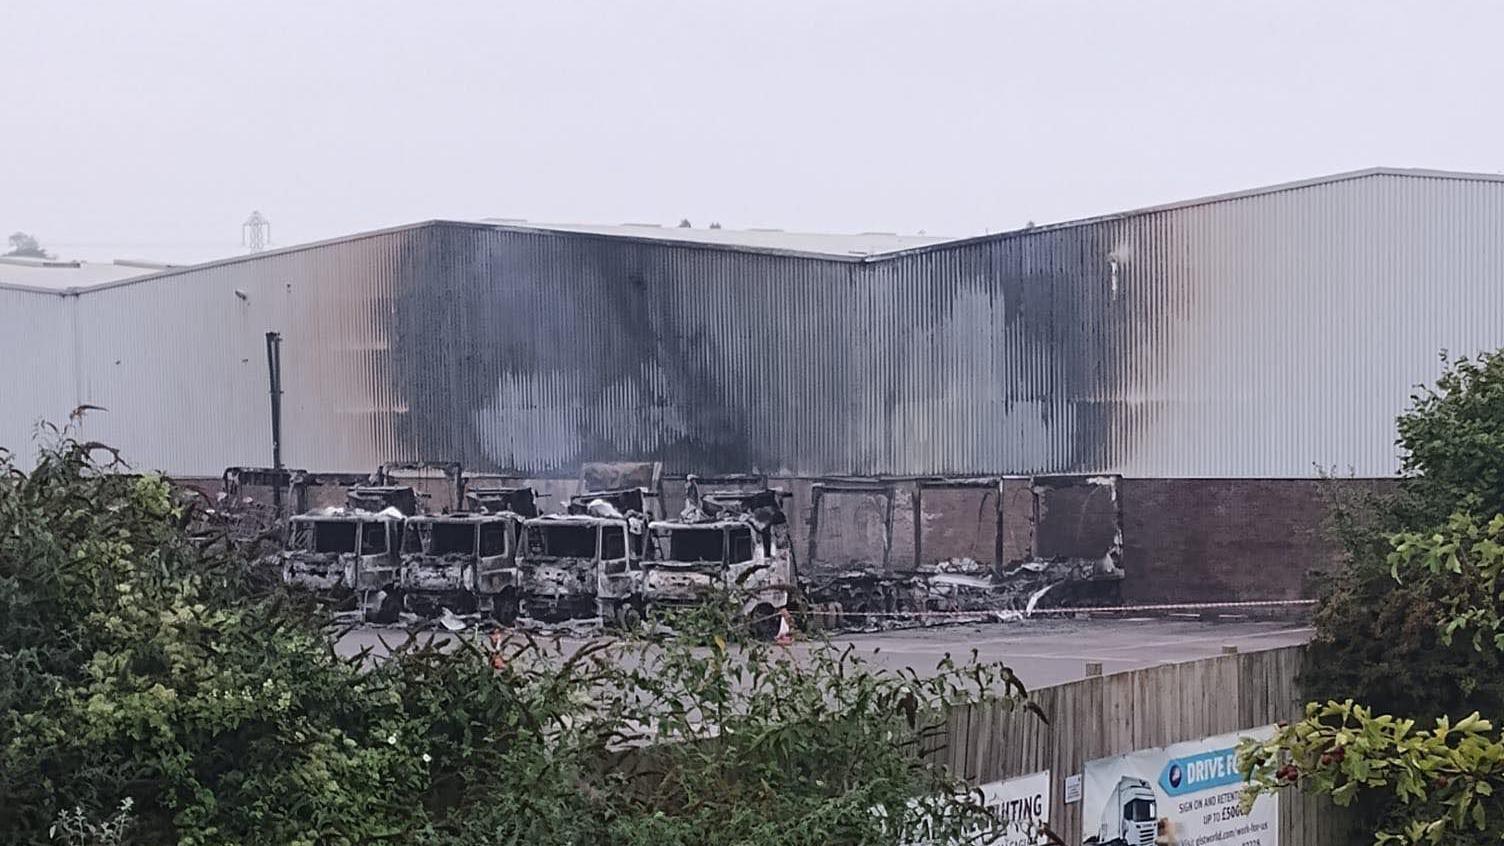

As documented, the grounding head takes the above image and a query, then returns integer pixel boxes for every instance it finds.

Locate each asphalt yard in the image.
[335,616,1312,690]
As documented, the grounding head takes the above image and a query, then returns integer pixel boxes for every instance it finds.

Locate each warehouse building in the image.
[5,167,1503,604]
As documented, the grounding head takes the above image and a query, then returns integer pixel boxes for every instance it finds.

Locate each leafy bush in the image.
[0,431,1035,845]
[1244,510,1504,843]
[1246,350,1504,843]
[1305,351,1504,720]
[1243,701,1502,845]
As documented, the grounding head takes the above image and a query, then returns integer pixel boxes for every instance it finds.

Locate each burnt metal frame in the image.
[807,481,897,577]
[912,477,1005,575]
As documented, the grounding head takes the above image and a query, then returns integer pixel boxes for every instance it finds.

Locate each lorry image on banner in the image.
[1082,727,1276,846]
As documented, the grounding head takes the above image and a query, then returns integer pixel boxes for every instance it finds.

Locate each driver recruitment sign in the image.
[1081,727,1278,846]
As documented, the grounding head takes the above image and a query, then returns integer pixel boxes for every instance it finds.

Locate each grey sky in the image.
[4,0,1501,263]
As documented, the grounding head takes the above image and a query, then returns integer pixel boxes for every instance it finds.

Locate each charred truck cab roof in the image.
[465,486,540,518]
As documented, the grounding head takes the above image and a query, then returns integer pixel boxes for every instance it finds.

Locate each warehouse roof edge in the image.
[7,165,1499,297]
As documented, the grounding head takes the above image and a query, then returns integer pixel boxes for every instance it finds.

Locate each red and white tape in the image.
[820,599,1316,620]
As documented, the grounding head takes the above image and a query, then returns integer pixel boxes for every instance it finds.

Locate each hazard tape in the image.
[817,599,1316,620]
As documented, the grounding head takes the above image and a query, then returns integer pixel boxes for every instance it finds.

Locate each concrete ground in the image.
[830,618,1312,688]
[335,617,1311,690]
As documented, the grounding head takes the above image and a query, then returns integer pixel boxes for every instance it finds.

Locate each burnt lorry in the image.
[280,485,413,621]
[644,485,794,637]
[398,487,538,622]
[517,488,654,625]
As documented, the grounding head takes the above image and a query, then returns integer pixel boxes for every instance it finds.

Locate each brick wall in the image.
[1117,478,1386,604]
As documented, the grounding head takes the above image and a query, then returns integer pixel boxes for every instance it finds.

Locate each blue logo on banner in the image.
[1158,747,1241,796]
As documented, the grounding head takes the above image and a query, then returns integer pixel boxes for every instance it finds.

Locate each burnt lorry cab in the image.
[281,485,412,621]
[645,487,793,636]
[397,487,537,621]
[518,488,652,625]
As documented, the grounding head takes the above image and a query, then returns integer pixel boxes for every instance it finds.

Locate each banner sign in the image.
[1082,727,1277,846]
[975,770,1051,845]
[891,770,1052,845]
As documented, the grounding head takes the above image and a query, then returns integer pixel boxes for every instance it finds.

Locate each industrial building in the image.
[5,167,1503,604]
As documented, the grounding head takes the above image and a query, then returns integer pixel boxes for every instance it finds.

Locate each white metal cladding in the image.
[6,169,1504,478]
[857,171,1504,477]
[0,287,73,466]
[64,227,427,476]
[1103,172,1504,477]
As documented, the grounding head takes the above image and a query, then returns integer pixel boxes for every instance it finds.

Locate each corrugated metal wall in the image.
[0,287,72,466]
[66,227,426,475]
[11,170,1504,478]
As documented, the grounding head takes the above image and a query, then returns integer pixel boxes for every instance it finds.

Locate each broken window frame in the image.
[289,519,314,552]
[601,525,627,561]
[727,524,755,564]
[401,521,428,554]
[305,519,359,554]
[478,521,510,558]
[358,521,390,556]
[655,525,726,564]
[429,521,477,556]
[527,523,601,559]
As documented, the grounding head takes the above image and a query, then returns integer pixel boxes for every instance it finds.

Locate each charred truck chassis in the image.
[265,465,1124,629]
[519,515,644,624]
[281,506,405,622]
[398,487,538,622]
[643,483,795,636]
[399,514,519,620]
[517,487,655,624]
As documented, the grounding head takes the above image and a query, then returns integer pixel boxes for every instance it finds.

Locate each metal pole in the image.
[265,332,284,516]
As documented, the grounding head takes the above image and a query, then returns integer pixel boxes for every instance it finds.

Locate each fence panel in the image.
[929,644,1352,843]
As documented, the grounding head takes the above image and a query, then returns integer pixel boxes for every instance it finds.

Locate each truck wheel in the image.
[487,588,519,626]
[364,589,403,624]
[748,603,780,641]
[597,599,618,627]
[447,591,479,616]
[620,603,643,631]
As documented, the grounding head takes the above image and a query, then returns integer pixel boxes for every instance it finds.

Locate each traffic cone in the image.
[774,608,795,646]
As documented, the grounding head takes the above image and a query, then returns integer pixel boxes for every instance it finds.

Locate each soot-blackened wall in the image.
[30,171,1504,480]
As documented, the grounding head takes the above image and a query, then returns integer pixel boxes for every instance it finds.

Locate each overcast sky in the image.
[4,0,1502,263]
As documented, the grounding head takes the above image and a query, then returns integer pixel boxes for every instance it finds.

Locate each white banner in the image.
[1082,727,1276,846]
[976,770,1051,845]
[892,770,1052,846]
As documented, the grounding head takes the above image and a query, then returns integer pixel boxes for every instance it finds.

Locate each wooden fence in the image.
[927,644,1352,844]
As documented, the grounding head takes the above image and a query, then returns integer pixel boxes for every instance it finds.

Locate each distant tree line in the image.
[4,232,50,259]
